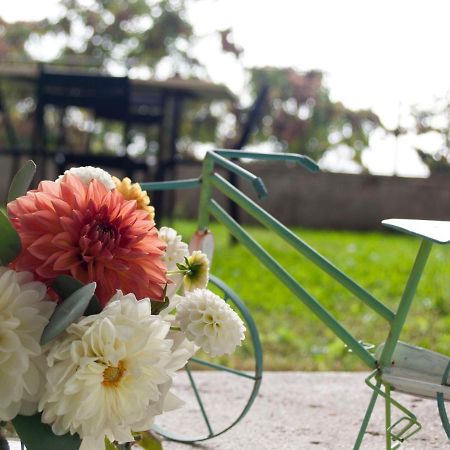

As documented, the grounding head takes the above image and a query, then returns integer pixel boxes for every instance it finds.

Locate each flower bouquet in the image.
[0,162,245,450]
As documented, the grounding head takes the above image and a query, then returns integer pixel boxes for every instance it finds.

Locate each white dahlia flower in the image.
[56,166,115,190]
[175,289,245,357]
[0,268,55,420]
[39,291,193,450]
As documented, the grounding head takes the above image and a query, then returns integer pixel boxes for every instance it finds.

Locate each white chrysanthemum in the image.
[159,227,189,298]
[175,289,245,357]
[56,166,115,190]
[159,227,189,271]
[39,291,194,450]
[0,268,55,420]
[183,251,209,292]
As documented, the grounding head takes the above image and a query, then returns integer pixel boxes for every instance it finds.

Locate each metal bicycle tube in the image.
[209,172,395,323]
[353,375,382,450]
[208,198,377,369]
[378,239,433,369]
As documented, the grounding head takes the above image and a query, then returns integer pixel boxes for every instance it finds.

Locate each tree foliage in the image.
[1,0,202,76]
[411,97,450,173]
[0,3,384,169]
[248,67,382,168]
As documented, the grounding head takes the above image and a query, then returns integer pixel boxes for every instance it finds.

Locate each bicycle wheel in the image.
[152,274,263,442]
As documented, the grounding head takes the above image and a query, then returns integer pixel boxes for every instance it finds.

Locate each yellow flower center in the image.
[102,361,126,387]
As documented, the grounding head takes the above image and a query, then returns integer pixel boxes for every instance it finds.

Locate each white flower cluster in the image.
[2,165,246,449]
[159,226,189,271]
[175,289,246,357]
[39,291,194,450]
[0,268,55,420]
[56,166,116,190]
[159,226,190,298]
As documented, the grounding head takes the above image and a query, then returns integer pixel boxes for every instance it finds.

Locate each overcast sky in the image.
[1,0,449,176]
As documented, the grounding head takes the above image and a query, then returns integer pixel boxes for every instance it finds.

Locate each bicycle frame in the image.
[142,149,439,449]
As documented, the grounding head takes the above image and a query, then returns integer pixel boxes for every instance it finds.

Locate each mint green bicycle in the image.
[143,150,450,449]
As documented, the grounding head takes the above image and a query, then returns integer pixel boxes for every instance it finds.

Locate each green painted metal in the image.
[355,371,421,450]
[205,151,268,198]
[140,178,200,191]
[214,149,319,172]
[385,384,392,450]
[189,357,258,380]
[208,198,377,369]
[353,372,382,450]
[185,364,214,437]
[378,239,433,369]
[143,149,445,449]
[437,360,450,440]
[209,172,395,323]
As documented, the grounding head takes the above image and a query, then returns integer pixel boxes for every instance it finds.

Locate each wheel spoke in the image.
[185,364,214,437]
[190,357,259,380]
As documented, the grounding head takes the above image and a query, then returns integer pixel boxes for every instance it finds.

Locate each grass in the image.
[169,220,450,371]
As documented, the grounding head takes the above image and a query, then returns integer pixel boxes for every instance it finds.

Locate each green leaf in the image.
[104,437,118,450]
[41,282,97,345]
[135,431,162,450]
[12,413,81,450]
[176,263,186,271]
[7,160,36,203]
[52,275,102,315]
[0,210,21,265]
[151,296,169,315]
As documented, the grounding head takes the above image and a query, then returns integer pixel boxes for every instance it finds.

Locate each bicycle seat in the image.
[382,219,450,244]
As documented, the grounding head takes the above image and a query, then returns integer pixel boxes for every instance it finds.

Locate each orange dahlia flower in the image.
[8,174,167,307]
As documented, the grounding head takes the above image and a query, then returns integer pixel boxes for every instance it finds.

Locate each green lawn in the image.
[170,220,450,371]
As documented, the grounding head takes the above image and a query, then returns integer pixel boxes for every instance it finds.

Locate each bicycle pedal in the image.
[388,416,421,442]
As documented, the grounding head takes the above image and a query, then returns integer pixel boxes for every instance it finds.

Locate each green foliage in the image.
[0,210,21,265]
[5,0,200,76]
[7,160,36,203]
[41,282,97,344]
[12,414,81,450]
[412,97,450,173]
[249,67,382,169]
[52,274,102,315]
[172,220,450,370]
[135,431,163,450]
[104,437,118,450]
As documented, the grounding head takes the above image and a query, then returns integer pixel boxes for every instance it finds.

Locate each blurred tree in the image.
[0,6,384,169]
[411,98,450,173]
[47,0,203,77]
[247,67,382,169]
[0,18,44,61]
[0,0,203,76]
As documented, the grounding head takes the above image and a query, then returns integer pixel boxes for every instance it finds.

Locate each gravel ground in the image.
[7,372,447,450]
[156,371,448,450]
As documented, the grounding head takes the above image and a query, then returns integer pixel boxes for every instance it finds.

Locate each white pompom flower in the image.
[0,268,56,420]
[175,289,245,357]
[56,166,115,190]
[39,291,193,450]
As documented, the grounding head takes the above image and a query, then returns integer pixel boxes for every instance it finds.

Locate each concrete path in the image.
[156,372,448,450]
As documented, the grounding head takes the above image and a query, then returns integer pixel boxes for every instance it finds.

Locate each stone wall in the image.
[170,162,450,230]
